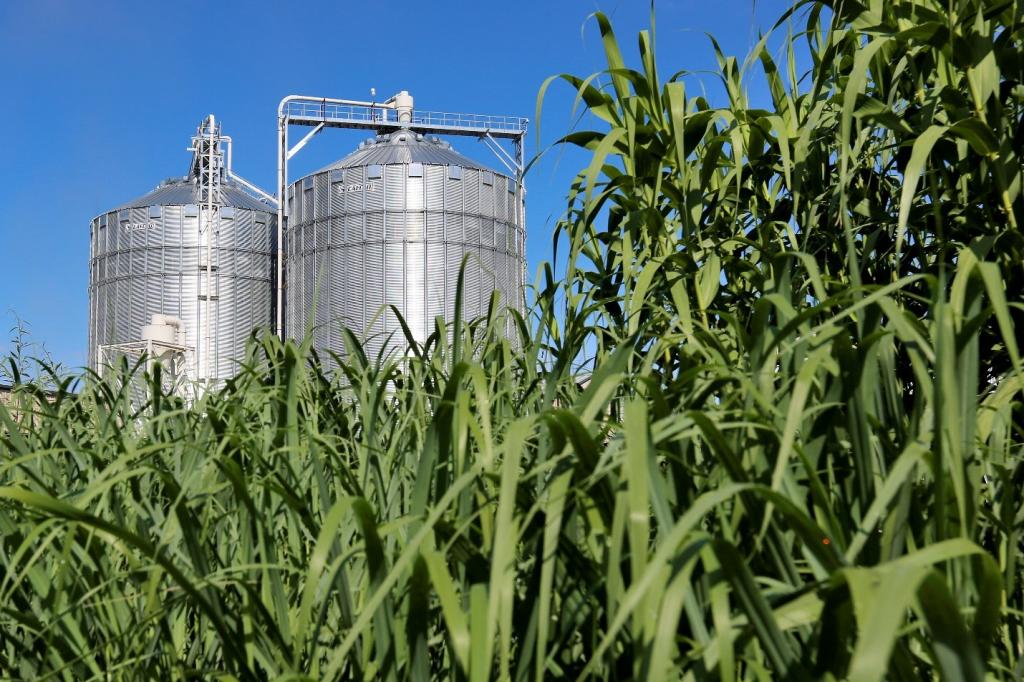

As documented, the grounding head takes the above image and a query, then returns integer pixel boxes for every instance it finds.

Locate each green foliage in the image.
[2,0,1022,678]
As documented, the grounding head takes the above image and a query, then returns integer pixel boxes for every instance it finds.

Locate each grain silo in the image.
[284,125,525,361]
[89,117,277,382]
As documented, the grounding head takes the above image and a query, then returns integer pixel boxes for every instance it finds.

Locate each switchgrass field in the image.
[2,0,1023,679]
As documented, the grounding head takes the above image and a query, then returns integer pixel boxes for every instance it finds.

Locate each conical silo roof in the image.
[110,177,273,212]
[312,130,496,174]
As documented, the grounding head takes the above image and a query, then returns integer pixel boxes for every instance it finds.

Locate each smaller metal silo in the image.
[88,117,277,383]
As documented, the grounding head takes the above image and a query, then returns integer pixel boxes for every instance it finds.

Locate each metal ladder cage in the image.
[188,116,224,382]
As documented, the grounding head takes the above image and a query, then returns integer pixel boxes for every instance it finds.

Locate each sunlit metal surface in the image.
[285,130,525,363]
[89,173,276,380]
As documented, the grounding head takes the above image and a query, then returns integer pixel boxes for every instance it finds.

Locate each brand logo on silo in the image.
[123,222,156,232]
[336,182,379,194]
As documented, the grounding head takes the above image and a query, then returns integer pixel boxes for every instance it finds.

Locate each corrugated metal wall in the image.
[286,156,525,363]
[88,200,276,379]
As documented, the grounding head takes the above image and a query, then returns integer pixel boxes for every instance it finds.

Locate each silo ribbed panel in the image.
[285,131,525,366]
[88,179,276,380]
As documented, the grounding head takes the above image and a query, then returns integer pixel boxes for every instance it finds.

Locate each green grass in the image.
[2,0,1023,679]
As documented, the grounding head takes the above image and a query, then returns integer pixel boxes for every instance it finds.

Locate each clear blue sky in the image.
[0,0,793,370]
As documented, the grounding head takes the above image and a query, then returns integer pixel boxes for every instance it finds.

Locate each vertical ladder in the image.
[190,116,224,381]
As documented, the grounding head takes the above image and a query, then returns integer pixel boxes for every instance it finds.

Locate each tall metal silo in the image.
[285,129,525,361]
[89,117,277,382]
